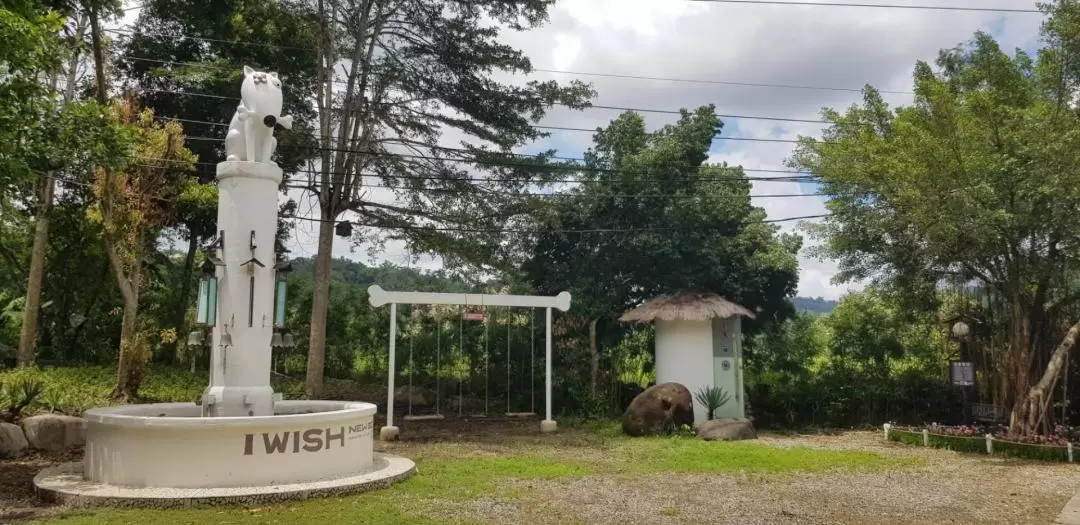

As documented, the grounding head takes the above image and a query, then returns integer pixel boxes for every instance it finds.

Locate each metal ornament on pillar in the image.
[202,66,296,418]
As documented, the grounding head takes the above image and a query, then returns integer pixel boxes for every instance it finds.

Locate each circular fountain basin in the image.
[34,400,415,507]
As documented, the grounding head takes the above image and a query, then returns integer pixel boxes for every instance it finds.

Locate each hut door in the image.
[711,318,740,419]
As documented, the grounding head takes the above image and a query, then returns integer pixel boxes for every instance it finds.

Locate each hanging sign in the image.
[971,403,1006,423]
[462,312,486,321]
[949,361,975,386]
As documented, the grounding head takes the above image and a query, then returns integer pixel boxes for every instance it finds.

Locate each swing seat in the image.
[404,413,445,421]
[504,412,537,418]
[468,413,490,418]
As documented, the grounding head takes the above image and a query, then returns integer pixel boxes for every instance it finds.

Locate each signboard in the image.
[971,403,1006,423]
[949,361,975,387]
[462,312,486,321]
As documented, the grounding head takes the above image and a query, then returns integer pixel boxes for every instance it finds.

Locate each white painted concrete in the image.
[36,454,415,508]
[368,285,572,311]
[83,401,375,489]
[203,161,284,418]
[655,320,714,424]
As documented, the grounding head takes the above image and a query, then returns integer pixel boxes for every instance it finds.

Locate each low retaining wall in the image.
[84,401,377,488]
[883,424,1074,462]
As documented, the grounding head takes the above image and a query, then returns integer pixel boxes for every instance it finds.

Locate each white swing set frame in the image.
[367,285,571,439]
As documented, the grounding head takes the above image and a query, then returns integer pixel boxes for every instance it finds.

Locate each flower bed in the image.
[884,424,1074,463]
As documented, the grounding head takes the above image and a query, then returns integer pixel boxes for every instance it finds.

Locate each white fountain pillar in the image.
[201,66,294,418]
[202,161,281,417]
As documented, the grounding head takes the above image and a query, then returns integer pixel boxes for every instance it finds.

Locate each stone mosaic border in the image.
[33,453,415,508]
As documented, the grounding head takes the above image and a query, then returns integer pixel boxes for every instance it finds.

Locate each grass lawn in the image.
[4,367,1079,524]
[31,428,918,525]
[23,420,1078,525]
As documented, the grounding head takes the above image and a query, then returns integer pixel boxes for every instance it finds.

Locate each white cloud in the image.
[281,1,1043,299]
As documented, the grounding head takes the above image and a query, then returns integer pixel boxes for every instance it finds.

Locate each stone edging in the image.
[33,453,416,508]
[1053,491,1080,525]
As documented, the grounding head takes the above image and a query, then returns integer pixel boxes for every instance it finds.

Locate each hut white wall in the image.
[654,320,713,424]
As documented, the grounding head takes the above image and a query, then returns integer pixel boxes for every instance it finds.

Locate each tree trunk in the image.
[1007,291,1033,433]
[589,319,599,394]
[305,213,335,397]
[162,234,199,365]
[111,235,146,401]
[1013,320,1080,436]
[17,175,55,366]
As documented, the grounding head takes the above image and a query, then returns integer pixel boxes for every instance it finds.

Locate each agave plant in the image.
[694,386,731,421]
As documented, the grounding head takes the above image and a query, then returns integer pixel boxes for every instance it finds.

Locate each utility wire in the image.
[684,0,1039,13]
[534,70,911,96]
[287,212,830,232]
[140,89,812,145]
[108,31,906,95]
[148,133,820,180]
[121,69,833,126]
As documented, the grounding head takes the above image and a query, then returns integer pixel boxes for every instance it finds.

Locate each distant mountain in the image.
[793,296,838,315]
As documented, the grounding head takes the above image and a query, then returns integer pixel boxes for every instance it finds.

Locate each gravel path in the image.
[400,430,1080,525]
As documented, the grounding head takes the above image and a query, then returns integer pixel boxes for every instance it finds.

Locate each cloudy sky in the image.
[258,1,1044,300]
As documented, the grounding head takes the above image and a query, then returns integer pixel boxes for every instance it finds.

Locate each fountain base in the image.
[33,400,414,506]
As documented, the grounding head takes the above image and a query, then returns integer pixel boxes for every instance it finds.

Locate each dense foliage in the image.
[4,0,1080,441]
[790,10,1080,434]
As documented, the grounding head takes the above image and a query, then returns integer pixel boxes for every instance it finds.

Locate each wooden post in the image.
[923,429,929,446]
[985,434,993,455]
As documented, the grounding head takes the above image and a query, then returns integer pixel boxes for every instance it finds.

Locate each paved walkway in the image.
[1054,492,1080,525]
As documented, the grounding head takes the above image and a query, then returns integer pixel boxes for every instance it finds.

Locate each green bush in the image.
[0,365,305,416]
[888,427,1074,462]
[0,369,45,421]
[993,439,1071,462]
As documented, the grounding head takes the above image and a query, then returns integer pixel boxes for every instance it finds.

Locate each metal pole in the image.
[436,313,441,415]
[507,309,511,414]
[545,307,552,422]
[531,310,535,414]
[387,302,397,428]
[408,310,413,417]
[458,310,463,417]
[484,307,489,415]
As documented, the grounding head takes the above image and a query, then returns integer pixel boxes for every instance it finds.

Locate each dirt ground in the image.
[0,448,80,523]
[3,420,1079,524]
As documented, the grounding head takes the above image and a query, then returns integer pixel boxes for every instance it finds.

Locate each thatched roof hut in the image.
[618,292,755,323]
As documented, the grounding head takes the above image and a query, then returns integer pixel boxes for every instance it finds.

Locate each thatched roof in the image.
[619,292,756,323]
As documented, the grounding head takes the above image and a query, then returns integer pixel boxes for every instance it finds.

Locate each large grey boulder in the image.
[0,422,29,459]
[21,414,86,452]
[696,417,756,441]
[622,382,694,437]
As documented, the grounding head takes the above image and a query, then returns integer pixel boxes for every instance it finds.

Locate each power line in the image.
[109,32,904,95]
[534,70,911,96]
[287,212,830,233]
[140,89,813,144]
[122,59,837,125]
[684,0,1039,13]
[169,133,818,178]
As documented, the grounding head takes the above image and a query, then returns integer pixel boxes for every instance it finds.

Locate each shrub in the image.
[0,370,45,421]
[888,425,1075,462]
[694,386,731,421]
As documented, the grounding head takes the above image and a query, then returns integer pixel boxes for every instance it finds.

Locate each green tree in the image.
[4,1,131,366]
[119,0,320,363]
[790,27,1080,435]
[298,0,595,397]
[89,100,195,400]
[524,106,801,392]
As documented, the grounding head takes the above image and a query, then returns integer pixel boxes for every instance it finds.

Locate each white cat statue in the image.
[225,66,295,164]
